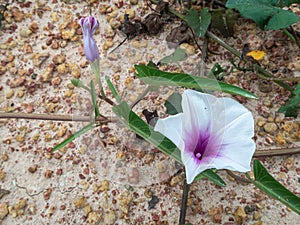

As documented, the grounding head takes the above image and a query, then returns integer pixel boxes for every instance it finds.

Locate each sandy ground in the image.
[0,0,300,224]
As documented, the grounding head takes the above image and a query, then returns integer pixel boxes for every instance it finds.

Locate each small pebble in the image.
[169,174,183,187]
[275,132,286,145]
[109,18,121,29]
[98,180,110,192]
[6,89,14,99]
[253,211,261,220]
[233,206,247,225]
[103,209,117,224]
[74,196,88,209]
[27,203,37,215]
[283,157,294,170]
[20,27,32,37]
[87,210,102,225]
[144,189,153,198]
[125,9,135,19]
[1,153,8,161]
[208,207,222,224]
[28,165,38,173]
[180,43,195,55]
[83,205,92,217]
[130,0,138,4]
[44,169,53,178]
[148,195,159,210]
[8,206,17,218]
[61,28,75,40]
[0,202,8,220]
[263,122,277,134]
[43,189,52,200]
[244,205,256,214]
[128,168,139,184]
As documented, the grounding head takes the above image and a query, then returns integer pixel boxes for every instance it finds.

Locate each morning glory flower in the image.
[80,16,99,63]
[154,90,255,184]
[80,16,104,96]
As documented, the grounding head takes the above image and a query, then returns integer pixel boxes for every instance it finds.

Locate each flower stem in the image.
[0,112,110,123]
[90,60,106,97]
[283,28,300,49]
[98,94,115,106]
[179,176,190,225]
[130,85,151,109]
[226,170,252,184]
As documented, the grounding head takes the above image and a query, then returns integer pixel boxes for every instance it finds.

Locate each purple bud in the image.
[79,16,99,62]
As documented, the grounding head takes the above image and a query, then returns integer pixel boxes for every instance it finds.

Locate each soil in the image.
[0,1,300,225]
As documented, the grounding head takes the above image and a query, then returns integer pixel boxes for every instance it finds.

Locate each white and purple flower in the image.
[154,90,255,184]
[80,16,99,63]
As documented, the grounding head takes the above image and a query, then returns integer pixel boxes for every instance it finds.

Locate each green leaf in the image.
[113,101,226,186]
[278,84,300,117]
[211,9,238,38]
[112,101,182,163]
[226,0,300,30]
[225,9,239,36]
[160,47,187,65]
[105,76,121,103]
[252,160,300,214]
[185,8,211,37]
[194,169,226,187]
[90,80,100,118]
[165,92,183,115]
[71,78,90,92]
[52,123,96,152]
[185,9,200,36]
[134,64,257,99]
[199,8,211,37]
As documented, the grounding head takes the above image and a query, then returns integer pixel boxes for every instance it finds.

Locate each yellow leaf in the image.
[246,50,266,60]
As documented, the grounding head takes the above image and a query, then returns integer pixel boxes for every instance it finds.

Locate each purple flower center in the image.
[185,125,218,163]
[193,129,210,160]
[88,17,95,29]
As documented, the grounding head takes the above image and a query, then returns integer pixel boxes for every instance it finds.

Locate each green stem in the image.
[187,0,191,9]
[52,122,97,152]
[199,35,208,77]
[226,170,251,184]
[255,72,300,82]
[71,78,91,92]
[98,94,115,106]
[90,60,106,97]
[130,85,151,109]
[283,28,300,49]
[179,176,190,225]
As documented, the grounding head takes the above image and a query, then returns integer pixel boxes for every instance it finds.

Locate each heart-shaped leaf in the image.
[226,0,299,30]
[185,8,211,37]
[252,160,300,214]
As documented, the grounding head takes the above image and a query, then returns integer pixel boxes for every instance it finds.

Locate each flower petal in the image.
[211,98,255,172]
[83,35,100,62]
[181,90,220,134]
[80,16,100,62]
[154,113,185,150]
